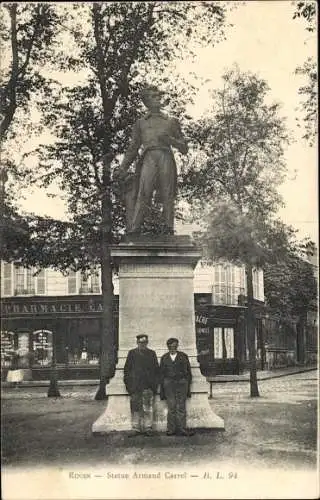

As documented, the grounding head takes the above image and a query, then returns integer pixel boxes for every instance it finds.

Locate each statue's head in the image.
[140,85,162,111]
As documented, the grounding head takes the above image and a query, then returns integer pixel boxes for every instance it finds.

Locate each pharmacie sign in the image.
[1,298,104,316]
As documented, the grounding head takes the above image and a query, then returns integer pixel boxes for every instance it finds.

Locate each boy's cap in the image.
[136,334,148,342]
[167,337,179,346]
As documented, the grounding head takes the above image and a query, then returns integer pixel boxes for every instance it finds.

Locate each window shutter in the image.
[14,266,25,294]
[3,263,13,296]
[68,271,77,294]
[91,271,100,293]
[80,273,89,293]
[26,268,36,293]
[36,270,46,294]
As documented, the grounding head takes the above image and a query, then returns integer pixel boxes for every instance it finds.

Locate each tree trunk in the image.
[296,314,306,364]
[48,326,61,398]
[245,263,260,397]
[94,192,116,400]
[0,4,18,143]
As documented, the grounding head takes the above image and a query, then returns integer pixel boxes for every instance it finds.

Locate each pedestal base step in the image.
[92,393,224,434]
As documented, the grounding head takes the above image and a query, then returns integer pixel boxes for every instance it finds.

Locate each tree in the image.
[293,1,317,146]
[263,239,317,320]
[295,58,317,146]
[0,3,65,271]
[28,2,228,399]
[0,3,60,143]
[293,1,316,30]
[181,67,290,397]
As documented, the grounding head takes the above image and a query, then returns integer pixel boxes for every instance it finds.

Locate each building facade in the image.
[2,258,310,380]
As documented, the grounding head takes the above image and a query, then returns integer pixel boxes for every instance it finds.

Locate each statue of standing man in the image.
[118,85,188,235]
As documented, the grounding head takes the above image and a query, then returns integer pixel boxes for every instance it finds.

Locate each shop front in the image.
[2,294,254,380]
[195,297,248,376]
[1,295,119,380]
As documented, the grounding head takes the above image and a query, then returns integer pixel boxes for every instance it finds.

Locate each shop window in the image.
[32,330,53,366]
[67,335,100,365]
[214,328,223,358]
[224,328,235,358]
[213,327,234,359]
[1,331,17,368]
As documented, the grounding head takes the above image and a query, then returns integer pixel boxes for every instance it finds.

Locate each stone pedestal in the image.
[92,236,224,433]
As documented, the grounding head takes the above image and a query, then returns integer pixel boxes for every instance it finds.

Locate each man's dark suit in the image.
[124,347,159,432]
[160,351,192,434]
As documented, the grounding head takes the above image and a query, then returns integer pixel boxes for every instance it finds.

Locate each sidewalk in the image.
[1,364,317,388]
[207,364,318,383]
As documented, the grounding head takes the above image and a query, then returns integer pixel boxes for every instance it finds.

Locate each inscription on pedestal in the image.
[120,263,194,278]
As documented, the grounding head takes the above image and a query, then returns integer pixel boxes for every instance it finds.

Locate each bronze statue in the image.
[118,85,188,234]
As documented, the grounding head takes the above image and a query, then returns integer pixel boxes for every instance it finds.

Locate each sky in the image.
[18,1,318,244]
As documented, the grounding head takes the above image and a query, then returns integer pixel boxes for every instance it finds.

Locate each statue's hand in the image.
[115,166,128,183]
[161,134,187,154]
[115,168,136,193]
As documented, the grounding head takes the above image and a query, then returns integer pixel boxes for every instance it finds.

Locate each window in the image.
[66,334,100,365]
[212,264,238,305]
[224,328,235,358]
[253,268,259,300]
[213,327,234,359]
[79,269,101,294]
[12,265,46,295]
[214,327,223,358]
[68,269,101,295]
[32,330,53,366]
[91,272,100,293]
[1,331,16,368]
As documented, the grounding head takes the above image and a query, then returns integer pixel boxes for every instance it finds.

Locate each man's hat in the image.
[136,334,148,342]
[166,337,179,346]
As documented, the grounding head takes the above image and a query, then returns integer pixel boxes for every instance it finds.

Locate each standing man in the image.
[118,84,188,234]
[124,334,159,437]
[160,338,194,436]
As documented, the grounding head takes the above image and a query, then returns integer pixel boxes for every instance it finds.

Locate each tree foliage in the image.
[293,1,316,31]
[263,240,317,319]
[182,67,291,397]
[1,2,228,267]
[195,203,301,267]
[181,66,290,217]
[30,2,228,252]
[293,1,317,146]
[11,2,228,398]
[0,3,60,143]
[295,57,317,146]
[0,3,65,265]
